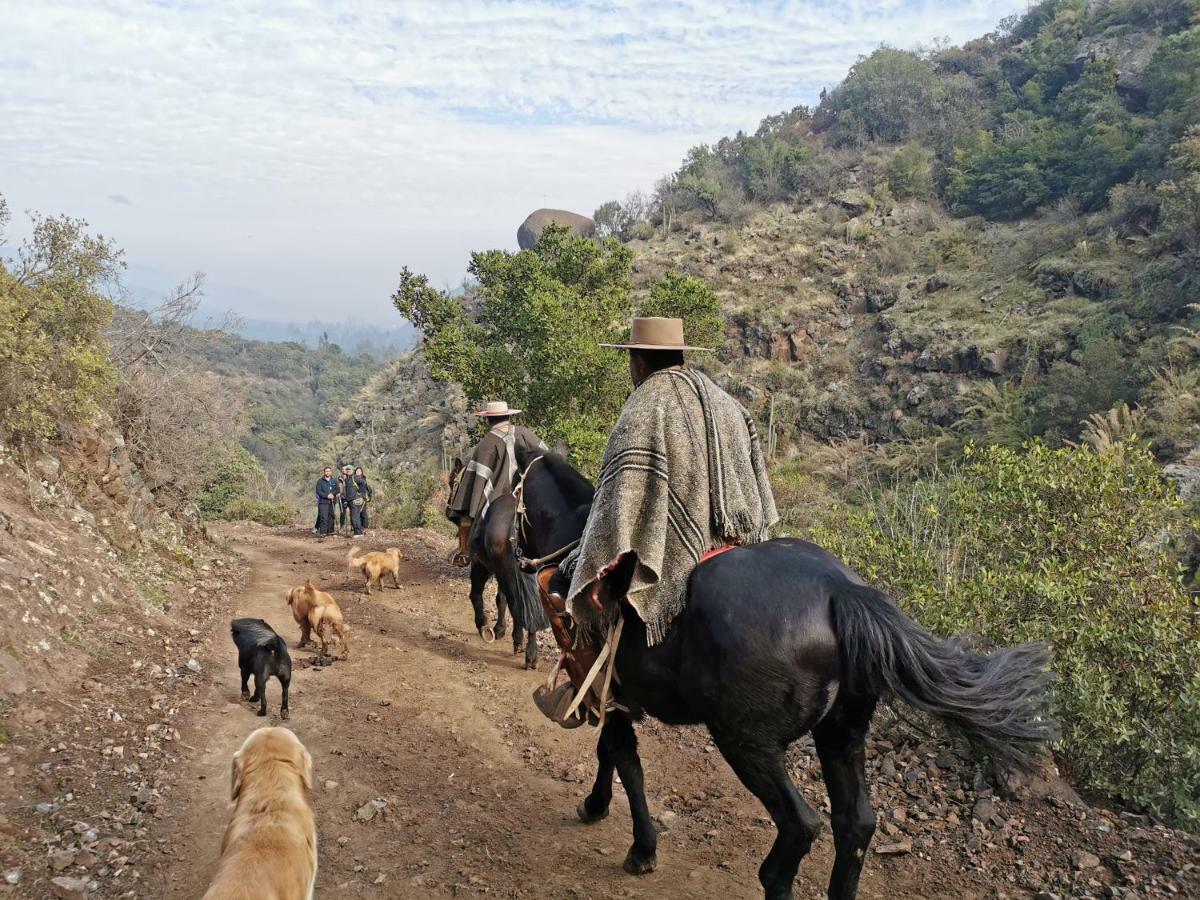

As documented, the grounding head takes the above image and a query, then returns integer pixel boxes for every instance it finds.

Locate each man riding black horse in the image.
[446,400,550,667]
[518,317,1056,900]
[537,316,777,717]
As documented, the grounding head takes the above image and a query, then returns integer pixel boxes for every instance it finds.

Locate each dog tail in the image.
[346,547,362,569]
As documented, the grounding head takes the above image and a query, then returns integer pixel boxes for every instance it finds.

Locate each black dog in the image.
[230,618,292,719]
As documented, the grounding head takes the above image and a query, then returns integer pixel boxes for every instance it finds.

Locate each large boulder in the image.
[1071,31,1162,108]
[517,209,595,249]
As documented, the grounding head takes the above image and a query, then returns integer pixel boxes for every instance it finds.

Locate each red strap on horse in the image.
[699,544,736,564]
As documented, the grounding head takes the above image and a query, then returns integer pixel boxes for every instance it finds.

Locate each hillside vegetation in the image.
[369,1,1200,826]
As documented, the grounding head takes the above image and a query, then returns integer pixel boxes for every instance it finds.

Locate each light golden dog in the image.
[285,579,350,659]
[202,727,317,900]
[346,546,402,596]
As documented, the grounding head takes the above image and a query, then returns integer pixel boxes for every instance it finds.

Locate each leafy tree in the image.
[1146,26,1200,118]
[592,200,622,239]
[638,273,724,350]
[1155,125,1200,252]
[821,47,939,145]
[393,227,726,471]
[394,226,633,470]
[676,145,750,220]
[0,208,121,443]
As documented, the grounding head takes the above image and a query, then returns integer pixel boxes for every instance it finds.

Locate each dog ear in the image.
[297,745,313,793]
[230,750,245,802]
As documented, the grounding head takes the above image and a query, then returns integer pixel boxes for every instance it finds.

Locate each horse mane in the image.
[541,452,595,507]
[515,444,595,508]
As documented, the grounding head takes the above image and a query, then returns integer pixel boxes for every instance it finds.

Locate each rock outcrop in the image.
[516,209,595,250]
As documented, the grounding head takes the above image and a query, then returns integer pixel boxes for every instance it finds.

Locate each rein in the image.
[511,454,581,572]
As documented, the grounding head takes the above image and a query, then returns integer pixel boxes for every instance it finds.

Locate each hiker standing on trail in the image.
[536,317,777,725]
[341,463,365,537]
[354,466,372,532]
[337,465,354,534]
[445,401,548,567]
[315,466,340,537]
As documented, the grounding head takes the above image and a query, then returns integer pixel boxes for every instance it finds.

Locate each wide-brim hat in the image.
[475,400,523,417]
[599,317,713,352]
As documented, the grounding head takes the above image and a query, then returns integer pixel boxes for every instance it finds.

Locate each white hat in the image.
[475,400,523,417]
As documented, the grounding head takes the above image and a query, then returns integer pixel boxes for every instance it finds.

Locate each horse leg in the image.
[813,698,877,900]
[710,730,822,900]
[468,561,494,641]
[577,718,618,825]
[523,624,538,670]
[590,712,656,875]
[495,591,509,642]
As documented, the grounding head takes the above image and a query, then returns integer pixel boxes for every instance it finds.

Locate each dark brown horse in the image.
[515,446,1057,900]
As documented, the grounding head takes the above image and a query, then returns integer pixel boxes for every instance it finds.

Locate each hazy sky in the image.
[2,1,1023,322]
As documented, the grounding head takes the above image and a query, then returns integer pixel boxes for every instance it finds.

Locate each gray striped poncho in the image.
[563,367,778,645]
[446,424,547,522]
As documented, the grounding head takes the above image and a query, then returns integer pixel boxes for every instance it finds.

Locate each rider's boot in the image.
[533,566,601,728]
[450,519,471,567]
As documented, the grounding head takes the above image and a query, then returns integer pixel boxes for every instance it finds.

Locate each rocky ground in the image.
[1,522,1196,899]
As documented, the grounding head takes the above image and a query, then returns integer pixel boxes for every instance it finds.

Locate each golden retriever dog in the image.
[202,727,317,900]
[285,579,350,659]
[346,546,402,596]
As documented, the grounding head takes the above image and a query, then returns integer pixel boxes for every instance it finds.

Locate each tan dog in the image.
[346,546,402,596]
[202,727,317,900]
[285,579,350,658]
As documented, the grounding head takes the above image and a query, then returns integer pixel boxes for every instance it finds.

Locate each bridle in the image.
[511,454,581,572]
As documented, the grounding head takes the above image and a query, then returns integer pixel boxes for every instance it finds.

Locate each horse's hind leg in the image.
[813,697,877,900]
[587,712,656,875]
[711,730,821,900]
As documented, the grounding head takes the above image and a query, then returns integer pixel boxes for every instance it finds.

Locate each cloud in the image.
[108,194,132,205]
[0,1,1024,319]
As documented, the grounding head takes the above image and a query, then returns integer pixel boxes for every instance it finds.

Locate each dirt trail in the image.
[155,525,988,899]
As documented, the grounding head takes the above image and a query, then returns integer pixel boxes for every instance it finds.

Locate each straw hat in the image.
[600,317,713,352]
[475,400,523,417]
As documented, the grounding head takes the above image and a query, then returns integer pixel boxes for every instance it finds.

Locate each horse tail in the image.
[830,580,1058,764]
[498,564,549,633]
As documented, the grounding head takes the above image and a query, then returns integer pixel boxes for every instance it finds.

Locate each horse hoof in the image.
[256,709,267,717]
[524,658,538,671]
[240,690,250,700]
[577,800,609,825]
[622,849,657,875]
[280,708,289,721]
[479,625,496,643]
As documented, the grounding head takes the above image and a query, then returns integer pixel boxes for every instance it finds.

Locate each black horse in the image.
[448,460,548,669]
[514,445,1056,900]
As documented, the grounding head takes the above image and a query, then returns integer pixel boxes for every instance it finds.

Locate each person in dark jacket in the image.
[341,464,364,537]
[337,465,354,534]
[353,466,372,531]
[315,466,339,537]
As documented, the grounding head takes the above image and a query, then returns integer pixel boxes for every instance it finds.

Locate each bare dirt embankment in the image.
[4,522,1197,899]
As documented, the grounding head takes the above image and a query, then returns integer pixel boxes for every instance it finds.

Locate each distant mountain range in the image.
[0,249,416,360]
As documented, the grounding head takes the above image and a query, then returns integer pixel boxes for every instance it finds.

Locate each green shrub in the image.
[0,211,121,444]
[812,442,1200,826]
[378,469,441,530]
[222,497,295,527]
[195,443,270,519]
[886,144,935,200]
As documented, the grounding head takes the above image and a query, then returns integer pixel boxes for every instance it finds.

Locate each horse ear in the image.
[552,440,568,458]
